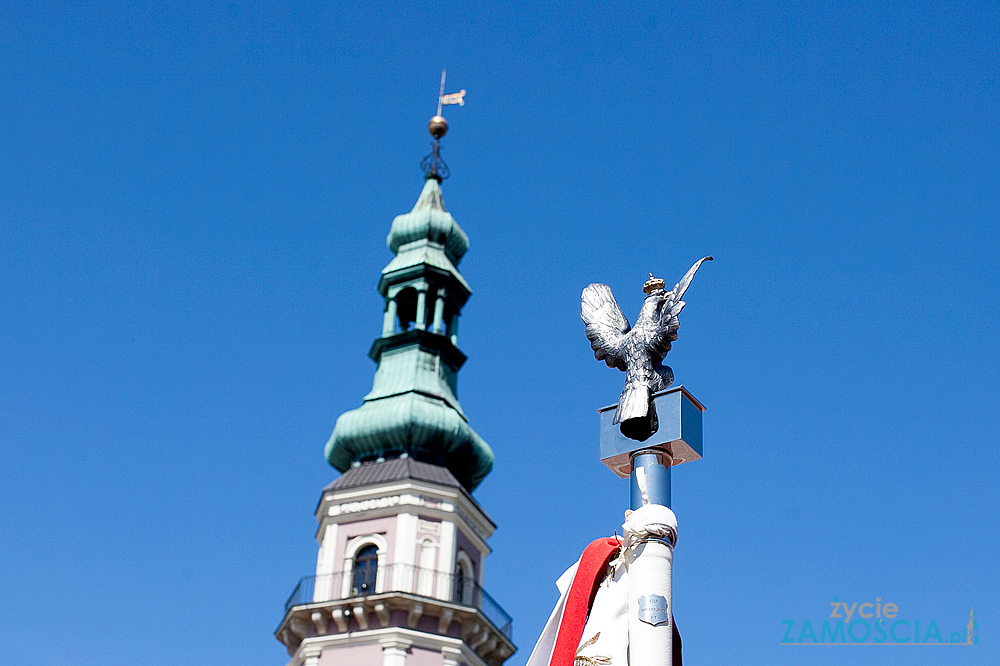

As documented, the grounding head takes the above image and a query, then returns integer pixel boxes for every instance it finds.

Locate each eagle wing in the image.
[648,256,712,357]
[648,297,682,358]
[581,283,631,371]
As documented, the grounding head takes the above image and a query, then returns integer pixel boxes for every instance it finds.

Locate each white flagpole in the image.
[625,502,676,666]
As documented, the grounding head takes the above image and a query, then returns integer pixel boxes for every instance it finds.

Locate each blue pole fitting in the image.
[598,386,705,507]
[630,450,672,509]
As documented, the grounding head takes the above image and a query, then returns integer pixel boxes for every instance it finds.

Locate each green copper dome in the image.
[387,178,470,263]
[324,178,494,491]
[324,390,493,491]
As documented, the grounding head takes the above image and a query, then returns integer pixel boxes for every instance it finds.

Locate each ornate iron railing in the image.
[284,564,512,639]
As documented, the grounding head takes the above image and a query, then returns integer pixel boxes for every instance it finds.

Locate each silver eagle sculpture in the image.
[581,257,713,441]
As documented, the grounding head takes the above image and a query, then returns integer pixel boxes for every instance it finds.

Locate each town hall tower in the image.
[275,138,515,666]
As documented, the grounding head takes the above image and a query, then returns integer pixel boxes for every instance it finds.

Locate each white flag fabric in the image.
[524,563,577,666]
[439,90,466,106]
[526,506,682,666]
[525,547,629,666]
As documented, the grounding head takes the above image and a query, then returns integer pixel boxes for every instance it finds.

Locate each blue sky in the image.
[1,1,997,665]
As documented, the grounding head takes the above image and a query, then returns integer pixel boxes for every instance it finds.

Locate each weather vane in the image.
[420,70,466,181]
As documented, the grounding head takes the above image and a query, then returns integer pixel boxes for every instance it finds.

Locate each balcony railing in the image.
[284,564,513,639]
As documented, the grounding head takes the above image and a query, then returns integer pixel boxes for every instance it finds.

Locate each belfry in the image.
[275,90,515,666]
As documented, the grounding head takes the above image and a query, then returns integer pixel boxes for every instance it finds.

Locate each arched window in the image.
[351,544,379,596]
[455,551,476,606]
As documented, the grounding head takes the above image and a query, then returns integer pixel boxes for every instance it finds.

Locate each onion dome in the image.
[324,391,494,492]
[387,178,469,264]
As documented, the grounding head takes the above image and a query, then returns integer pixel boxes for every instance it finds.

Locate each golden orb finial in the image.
[428,115,448,139]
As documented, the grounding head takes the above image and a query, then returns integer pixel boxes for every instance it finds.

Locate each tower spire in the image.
[325,104,492,491]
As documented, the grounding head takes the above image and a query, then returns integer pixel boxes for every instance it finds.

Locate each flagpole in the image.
[598,387,705,666]
[437,69,446,117]
[625,452,676,666]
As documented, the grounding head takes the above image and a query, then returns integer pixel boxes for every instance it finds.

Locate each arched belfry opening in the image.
[394,286,419,332]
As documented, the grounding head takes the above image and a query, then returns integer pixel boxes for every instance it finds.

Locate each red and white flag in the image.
[526,537,681,666]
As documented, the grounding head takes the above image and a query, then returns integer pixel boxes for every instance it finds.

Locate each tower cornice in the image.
[368,328,467,368]
[378,241,472,305]
[314,475,497,551]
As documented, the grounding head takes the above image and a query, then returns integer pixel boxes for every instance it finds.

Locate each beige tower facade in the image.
[276,458,514,666]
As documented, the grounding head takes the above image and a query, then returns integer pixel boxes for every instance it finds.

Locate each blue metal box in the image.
[598,385,705,478]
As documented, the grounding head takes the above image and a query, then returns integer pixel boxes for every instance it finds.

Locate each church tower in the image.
[276,106,515,666]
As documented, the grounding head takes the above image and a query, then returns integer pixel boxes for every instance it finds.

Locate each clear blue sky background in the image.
[1,2,997,665]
